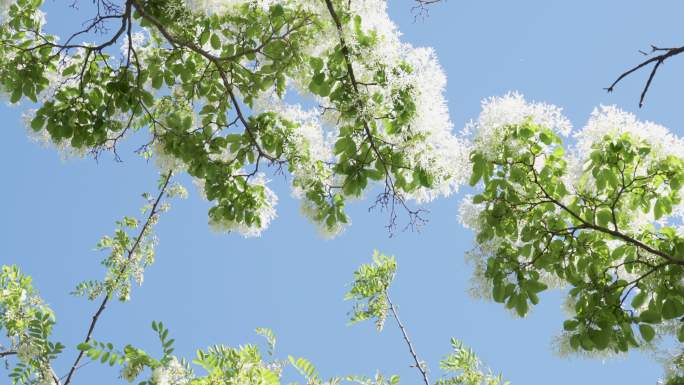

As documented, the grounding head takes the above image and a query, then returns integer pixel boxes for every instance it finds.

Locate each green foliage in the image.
[0,265,63,385]
[436,338,508,385]
[345,251,397,330]
[0,0,458,237]
[256,327,277,356]
[71,175,182,302]
[465,119,684,381]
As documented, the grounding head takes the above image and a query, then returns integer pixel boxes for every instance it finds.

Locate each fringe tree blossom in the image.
[1,0,471,238]
[464,92,571,162]
[461,93,684,383]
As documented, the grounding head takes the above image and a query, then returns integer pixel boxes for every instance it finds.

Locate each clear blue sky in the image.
[2,1,683,384]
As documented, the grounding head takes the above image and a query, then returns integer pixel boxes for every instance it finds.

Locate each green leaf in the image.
[654,198,667,220]
[639,309,661,324]
[639,324,655,342]
[199,29,210,46]
[662,298,684,320]
[631,291,647,309]
[10,87,22,103]
[514,294,528,317]
[563,319,579,331]
[30,115,45,131]
[76,343,91,351]
[596,209,612,227]
[469,154,485,186]
[210,34,221,50]
[271,4,284,16]
[589,329,610,350]
[492,283,506,303]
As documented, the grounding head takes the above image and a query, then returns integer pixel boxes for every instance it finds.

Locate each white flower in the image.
[574,105,684,161]
[466,92,572,161]
[400,47,471,203]
[121,364,142,383]
[120,31,150,57]
[153,141,186,173]
[187,0,276,14]
[0,0,16,23]
[152,366,170,385]
[151,358,192,385]
[457,195,484,231]
[16,340,39,363]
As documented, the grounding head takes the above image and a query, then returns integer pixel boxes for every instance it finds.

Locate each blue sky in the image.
[2,1,684,384]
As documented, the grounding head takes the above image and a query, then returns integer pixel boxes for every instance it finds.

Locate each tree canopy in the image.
[461,93,684,384]
[0,0,468,237]
[2,1,684,385]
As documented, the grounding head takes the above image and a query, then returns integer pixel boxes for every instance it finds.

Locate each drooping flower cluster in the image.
[464,92,572,162]
[151,357,193,385]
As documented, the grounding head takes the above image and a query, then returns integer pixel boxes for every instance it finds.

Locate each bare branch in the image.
[386,291,430,385]
[0,350,17,358]
[606,45,684,107]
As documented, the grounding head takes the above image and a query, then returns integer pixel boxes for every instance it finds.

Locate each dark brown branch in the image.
[529,166,684,267]
[0,350,16,358]
[386,291,430,385]
[323,0,425,233]
[606,45,684,107]
[61,171,173,385]
[130,0,280,164]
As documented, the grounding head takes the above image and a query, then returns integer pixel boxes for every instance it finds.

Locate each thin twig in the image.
[386,291,430,385]
[61,171,173,385]
[606,45,684,107]
[0,350,17,358]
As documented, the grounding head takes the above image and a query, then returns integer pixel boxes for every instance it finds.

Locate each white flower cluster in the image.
[187,0,276,14]
[0,0,16,23]
[458,92,572,233]
[153,140,186,173]
[571,106,684,234]
[465,92,572,161]
[574,105,684,161]
[120,30,151,57]
[151,358,192,385]
[400,47,471,203]
[457,195,484,232]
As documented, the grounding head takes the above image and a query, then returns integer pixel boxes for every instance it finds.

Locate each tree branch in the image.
[323,0,425,232]
[606,45,684,107]
[61,171,173,385]
[529,166,684,267]
[386,291,430,385]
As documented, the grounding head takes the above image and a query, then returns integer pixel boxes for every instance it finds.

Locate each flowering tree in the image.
[0,0,468,237]
[0,0,483,384]
[4,0,684,384]
[460,93,684,384]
